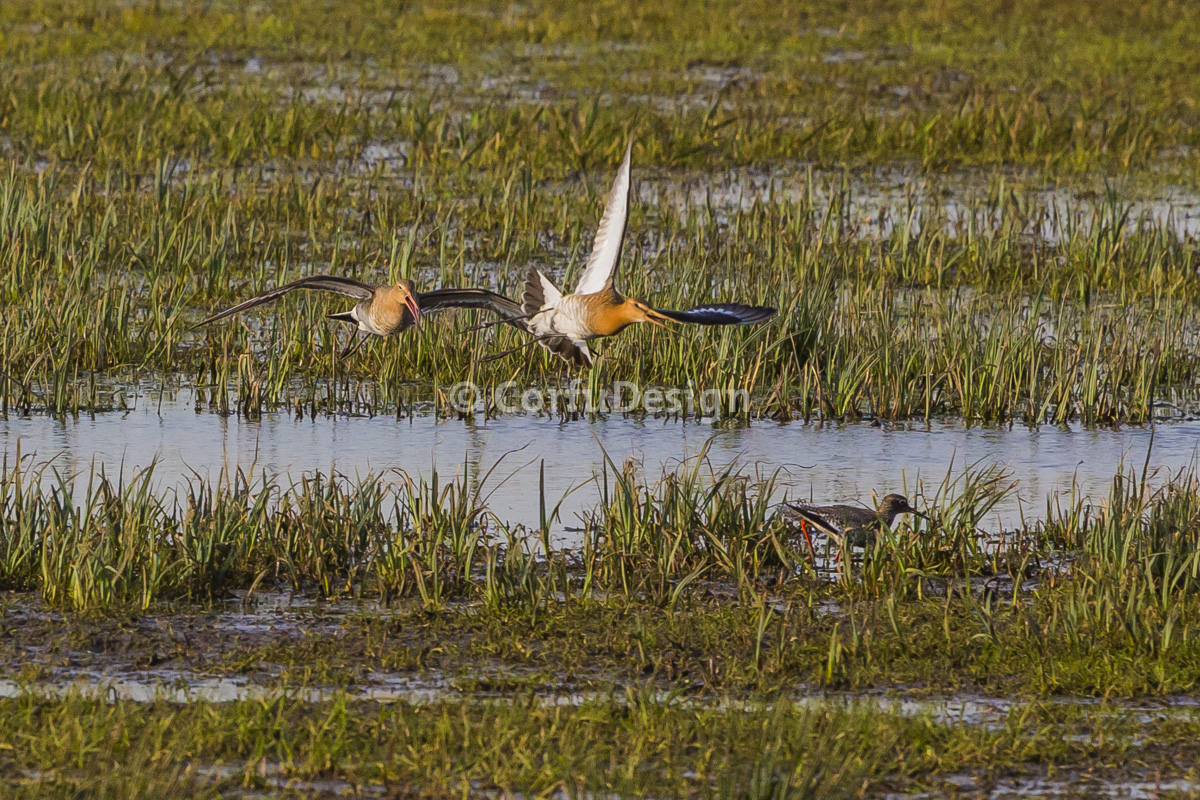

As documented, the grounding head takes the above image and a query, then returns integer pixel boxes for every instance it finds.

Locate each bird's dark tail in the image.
[327,311,356,325]
[779,504,840,537]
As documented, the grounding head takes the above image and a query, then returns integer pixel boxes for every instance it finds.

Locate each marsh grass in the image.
[2,448,1200,699]
[4,449,1200,698]
[1,692,1176,799]
[2,0,1200,174]
[1,163,1198,422]
[6,3,1200,793]
[0,448,807,610]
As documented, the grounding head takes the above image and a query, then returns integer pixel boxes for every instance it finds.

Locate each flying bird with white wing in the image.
[503,139,776,367]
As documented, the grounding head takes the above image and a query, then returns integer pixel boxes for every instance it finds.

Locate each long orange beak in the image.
[404,292,423,326]
[645,309,674,330]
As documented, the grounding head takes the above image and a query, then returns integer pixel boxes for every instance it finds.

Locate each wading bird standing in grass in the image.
[492,140,775,367]
[781,494,925,556]
[196,275,523,357]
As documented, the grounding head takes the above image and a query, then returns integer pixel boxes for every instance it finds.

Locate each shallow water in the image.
[892,775,1200,800]
[2,396,1198,541]
[638,166,1200,241]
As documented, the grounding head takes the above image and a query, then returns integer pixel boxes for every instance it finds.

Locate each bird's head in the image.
[392,279,422,324]
[621,297,673,330]
[879,494,924,520]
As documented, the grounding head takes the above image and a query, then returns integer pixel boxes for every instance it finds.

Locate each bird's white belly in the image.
[351,304,385,336]
[529,296,594,341]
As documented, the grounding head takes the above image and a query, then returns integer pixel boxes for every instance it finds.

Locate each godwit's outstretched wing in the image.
[573,139,633,296]
[653,303,776,326]
[416,288,525,321]
[196,275,376,327]
[522,267,563,317]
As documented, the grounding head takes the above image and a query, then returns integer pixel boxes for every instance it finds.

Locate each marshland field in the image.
[4,0,1200,796]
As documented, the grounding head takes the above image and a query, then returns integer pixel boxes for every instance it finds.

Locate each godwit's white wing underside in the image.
[573,139,633,296]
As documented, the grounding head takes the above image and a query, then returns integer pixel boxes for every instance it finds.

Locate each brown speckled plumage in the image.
[781,493,924,548]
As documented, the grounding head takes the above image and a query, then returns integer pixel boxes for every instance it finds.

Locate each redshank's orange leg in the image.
[800,521,816,560]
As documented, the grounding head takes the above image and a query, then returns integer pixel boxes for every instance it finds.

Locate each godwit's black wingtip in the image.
[655,303,777,326]
[737,305,777,325]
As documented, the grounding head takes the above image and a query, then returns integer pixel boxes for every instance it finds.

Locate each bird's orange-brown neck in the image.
[581,290,638,337]
[581,290,675,337]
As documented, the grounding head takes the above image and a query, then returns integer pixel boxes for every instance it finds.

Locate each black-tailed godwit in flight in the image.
[197,275,523,356]
[497,140,776,367]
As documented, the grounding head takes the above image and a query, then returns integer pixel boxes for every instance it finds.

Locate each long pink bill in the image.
[404,293,423,326]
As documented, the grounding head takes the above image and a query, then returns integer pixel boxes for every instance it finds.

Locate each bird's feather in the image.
[780,504,844,537]
[544,336,592,367]
[417,288,524,321]
[573,139,632,296]
[523,267,562,316]
[196,275,375,327]
[654,303,776,326]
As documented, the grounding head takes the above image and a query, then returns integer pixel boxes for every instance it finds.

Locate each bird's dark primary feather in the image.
[522,265,548,318]
[416,288,524,321]
[195,275,376,327]
[655,303,776,326]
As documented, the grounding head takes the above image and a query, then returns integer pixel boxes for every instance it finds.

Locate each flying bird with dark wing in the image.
[195,275,523,356]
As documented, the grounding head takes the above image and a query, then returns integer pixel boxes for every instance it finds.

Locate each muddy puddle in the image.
[86,130,1200,246]
[5,658,1200,726]
[2,395,1198,541]
[6,661,1200,759]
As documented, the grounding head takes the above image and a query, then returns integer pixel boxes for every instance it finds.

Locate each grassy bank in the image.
[1,164,1198,421]
[2,1,1200,175]
[7,693,1195,799]
[1,456,1199,698]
